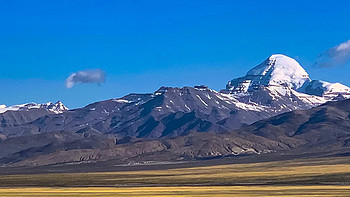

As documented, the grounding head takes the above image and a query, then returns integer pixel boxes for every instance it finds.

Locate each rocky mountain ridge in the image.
[0,101,68,114]
[1,54,350,166]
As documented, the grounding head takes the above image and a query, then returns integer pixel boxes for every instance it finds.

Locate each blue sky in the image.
[1,0,350,108]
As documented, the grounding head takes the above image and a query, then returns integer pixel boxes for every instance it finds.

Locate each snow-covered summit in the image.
[0,101,68,114]
[225,54,311,93]
[45,101,69,113]
[247,54,310,89]
[222,54,350,104]
[299,80,350,98]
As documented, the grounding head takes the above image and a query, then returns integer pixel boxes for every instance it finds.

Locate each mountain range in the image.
[1,54,350,167]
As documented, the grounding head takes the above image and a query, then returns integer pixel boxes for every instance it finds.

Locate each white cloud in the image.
[65,69,106,88]
[315,40,350,68]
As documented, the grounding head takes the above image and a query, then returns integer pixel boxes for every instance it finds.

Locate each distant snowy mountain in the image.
[0,101,68,114]
[222,54,350,102]
[2,54,348,140]
[2,54,350,166]
[225,54,310,93]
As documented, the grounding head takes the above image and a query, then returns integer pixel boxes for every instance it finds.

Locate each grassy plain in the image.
[1,156,350,196]
[1,186,350,196]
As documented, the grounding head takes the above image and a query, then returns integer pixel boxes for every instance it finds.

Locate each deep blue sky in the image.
[1,0,350,108]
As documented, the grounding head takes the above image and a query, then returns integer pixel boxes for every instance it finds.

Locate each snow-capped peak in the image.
[247,54,310,89]
[44,101,69,113]
[223,54,350,102]
[225,54,311,94]
[0,101,68,114]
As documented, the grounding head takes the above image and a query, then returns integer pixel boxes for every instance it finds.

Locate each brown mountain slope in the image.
[4,99,350,167]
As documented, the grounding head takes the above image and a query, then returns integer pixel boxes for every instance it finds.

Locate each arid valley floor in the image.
[1,156,350,196]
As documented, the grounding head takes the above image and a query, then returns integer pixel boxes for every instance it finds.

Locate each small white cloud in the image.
[315,40,350,68]
[65,69,106,88]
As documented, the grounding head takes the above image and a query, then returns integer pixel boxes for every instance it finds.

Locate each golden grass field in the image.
[0,186,350,196]
[1,156,350,196]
